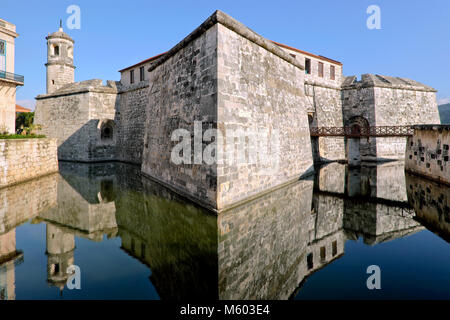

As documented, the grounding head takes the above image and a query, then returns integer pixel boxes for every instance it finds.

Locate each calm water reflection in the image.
[0,161,449,300]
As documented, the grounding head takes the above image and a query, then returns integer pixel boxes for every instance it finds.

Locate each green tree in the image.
[16,112,34,133]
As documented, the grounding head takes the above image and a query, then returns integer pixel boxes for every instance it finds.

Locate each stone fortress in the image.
[35,10,441,212]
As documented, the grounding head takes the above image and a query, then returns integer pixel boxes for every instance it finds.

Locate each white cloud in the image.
[16,99,36,111]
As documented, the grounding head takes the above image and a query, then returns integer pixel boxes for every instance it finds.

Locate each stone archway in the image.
[98,119,115,144]
[346,116,370,166]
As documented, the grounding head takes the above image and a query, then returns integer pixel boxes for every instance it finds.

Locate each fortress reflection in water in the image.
[0,161,448,300]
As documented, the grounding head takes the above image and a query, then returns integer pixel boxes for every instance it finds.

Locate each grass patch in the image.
[0,134,46,139]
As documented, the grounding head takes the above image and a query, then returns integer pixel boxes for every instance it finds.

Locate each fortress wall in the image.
[374,87,440,160]
[35,92,91,160]
[341,86,377,160]
[406,125,450,185]
[406,173,450,240]
[0,138,58,188]
[142,11,313,211]
[307,86,345,161]
[115,82,148,164]
[35,87,117,162]
[216,23,313,209]
[342,80,439,161]
[141,23,219,209]
[0,173,57,235]
[374,87,440,126]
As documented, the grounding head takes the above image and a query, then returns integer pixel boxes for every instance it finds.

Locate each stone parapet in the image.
[0,138,58,188]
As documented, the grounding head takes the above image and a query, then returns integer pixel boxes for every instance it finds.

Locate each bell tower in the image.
[45,20,75,94]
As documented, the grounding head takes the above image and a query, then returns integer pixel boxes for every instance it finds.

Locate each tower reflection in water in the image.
[0,161,448,300]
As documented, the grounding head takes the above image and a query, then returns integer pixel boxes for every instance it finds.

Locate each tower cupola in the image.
[45,21,75,94]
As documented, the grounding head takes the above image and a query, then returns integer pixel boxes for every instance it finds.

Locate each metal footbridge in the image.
[310,126,414,137]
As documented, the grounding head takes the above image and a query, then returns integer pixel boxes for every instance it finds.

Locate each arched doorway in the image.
[346,116,370,166]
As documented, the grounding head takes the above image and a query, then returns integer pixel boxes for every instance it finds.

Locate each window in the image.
[305,58,311,74]
[0,40,5,55]
[0,40,6,72]
[130,69,134,84]
[307,253,313,270]
[318,62,324,77]
[330,65,335,80]
[54,45,59,56]
[332,241,337,256]
[320,247,326,261]
[139,66,145,81]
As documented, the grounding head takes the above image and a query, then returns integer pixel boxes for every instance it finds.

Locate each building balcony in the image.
[0,71,24,85]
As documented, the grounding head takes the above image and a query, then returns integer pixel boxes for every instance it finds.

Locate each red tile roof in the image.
[15,105,31,113]
[271,41,343,66]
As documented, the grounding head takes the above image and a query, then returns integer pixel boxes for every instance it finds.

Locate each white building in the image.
[0,18,23,134]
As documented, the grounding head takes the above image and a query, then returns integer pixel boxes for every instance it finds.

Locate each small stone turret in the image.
[45,22,75,94]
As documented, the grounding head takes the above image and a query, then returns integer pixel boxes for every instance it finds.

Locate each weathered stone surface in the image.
[406,173,450,241]
[0,138,58,188]
[405,125,450,184]
[0,172,57,235]
[115,82,149,164]
[141,12,313,211]
[35,81,118,162]
[342,74,440,161]
[216,24,313,209]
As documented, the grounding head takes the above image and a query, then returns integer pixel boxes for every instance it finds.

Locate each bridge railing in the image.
[310,126,414,137]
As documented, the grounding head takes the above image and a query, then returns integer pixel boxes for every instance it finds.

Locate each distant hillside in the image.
[439,103,450,124]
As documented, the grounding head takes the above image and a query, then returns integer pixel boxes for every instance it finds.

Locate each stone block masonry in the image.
[405,125,450,185]
[342,74,440,161]
[115,81,149,164]
[141,10,313,211]
[0,173,58,235]
[35,80,118,162]
[0,138,58,188]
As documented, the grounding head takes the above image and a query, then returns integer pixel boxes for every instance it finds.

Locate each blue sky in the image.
[2,0,450,109]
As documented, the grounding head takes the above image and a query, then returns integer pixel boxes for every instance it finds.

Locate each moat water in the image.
[0,161,449,300]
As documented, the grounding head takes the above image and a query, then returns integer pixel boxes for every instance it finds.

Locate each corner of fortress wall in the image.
[141,10,314,212]
[406,125,450,185]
